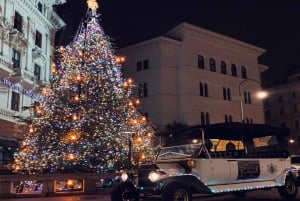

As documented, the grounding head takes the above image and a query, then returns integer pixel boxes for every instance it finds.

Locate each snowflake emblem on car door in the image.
[267,163,277,174]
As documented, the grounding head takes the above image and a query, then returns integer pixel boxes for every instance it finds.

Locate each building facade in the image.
[264,66,300,154]
[118,23,268,130]
[0,0,65,170]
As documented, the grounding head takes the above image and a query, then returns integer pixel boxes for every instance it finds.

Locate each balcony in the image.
[0,55,14,77]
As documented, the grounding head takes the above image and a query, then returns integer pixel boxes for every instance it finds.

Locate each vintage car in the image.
[291,155,300,185]
[111,122,298,201]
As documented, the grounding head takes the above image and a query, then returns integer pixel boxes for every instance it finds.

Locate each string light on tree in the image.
[13,0,156,173]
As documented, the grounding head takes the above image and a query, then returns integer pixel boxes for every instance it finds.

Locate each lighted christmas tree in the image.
[13,0,155,173]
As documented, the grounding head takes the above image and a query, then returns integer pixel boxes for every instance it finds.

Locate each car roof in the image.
[156,122,290,140]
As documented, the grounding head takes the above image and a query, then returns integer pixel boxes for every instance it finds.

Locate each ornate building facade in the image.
[0,0,65,170]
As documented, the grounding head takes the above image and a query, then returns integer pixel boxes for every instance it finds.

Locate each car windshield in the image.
[157,144,201,160]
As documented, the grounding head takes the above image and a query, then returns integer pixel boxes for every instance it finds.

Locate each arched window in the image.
[231,64,237,76]
[223,87,231,101]
[243,91,251,104]
[221,61,227,74]
[197,55,204,69]
[209,58,216,72]
[225,114,233,123]
[241,66,247,79]
[199,82,208,97]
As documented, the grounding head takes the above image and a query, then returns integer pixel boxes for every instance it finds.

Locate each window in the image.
[199,82,208,97]
[138,84,143,97]
[14,11,22,32]
[136,61,142,71]
[245,117,253,124]
[225,114,233,123]
[34,64,41,81]
[35,30,42,48]
[231,64,237,76]
[143,60,149,70]
[221,61,227,74]
[223,87,231,101]
[12,49,21,68]
[136,60,149,71]
[37,2,43,13]
[209,58,216,72]
[244,91,251,104]
[200,112,210,125]
[241,66,247,79]
[138,83,148,98]
[197,55,204,69]
[11,91,20,111]
[143,83,148,97]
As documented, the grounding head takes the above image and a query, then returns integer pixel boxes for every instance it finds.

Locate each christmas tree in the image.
[13,0,155,173]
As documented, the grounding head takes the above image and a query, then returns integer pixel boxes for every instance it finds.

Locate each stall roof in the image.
[156,122,290,140]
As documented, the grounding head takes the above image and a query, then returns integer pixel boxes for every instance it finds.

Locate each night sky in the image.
[55,0,300,86]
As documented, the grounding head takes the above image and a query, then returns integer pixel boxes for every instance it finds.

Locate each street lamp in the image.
[238,79,268,122]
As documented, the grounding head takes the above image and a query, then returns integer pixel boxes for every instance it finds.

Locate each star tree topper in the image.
[87,0,99,11]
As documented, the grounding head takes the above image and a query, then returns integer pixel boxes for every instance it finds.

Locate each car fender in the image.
[161,174,212,194]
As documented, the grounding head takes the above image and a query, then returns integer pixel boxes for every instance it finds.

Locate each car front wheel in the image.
[111,182,139,201]
[278,177,298,200]
[162,183,192,201]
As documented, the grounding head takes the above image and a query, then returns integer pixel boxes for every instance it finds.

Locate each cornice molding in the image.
[119,36,181,52]
[167,22,266,56]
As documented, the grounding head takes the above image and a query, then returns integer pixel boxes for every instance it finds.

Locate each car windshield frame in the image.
[157,143,202,160]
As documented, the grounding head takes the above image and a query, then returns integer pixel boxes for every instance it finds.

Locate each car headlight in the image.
[148,171,162,182]
[121,172,128,182]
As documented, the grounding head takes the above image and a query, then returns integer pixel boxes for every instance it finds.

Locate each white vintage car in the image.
[111,123,297,201]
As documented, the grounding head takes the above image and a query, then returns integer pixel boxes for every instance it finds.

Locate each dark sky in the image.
[55,0,300,86]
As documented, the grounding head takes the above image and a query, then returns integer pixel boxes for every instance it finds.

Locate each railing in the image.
[0,55,13,71]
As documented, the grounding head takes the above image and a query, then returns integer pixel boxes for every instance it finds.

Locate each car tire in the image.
[278,177,298,200]
[162,183,192,201]
[111,182,139,201]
